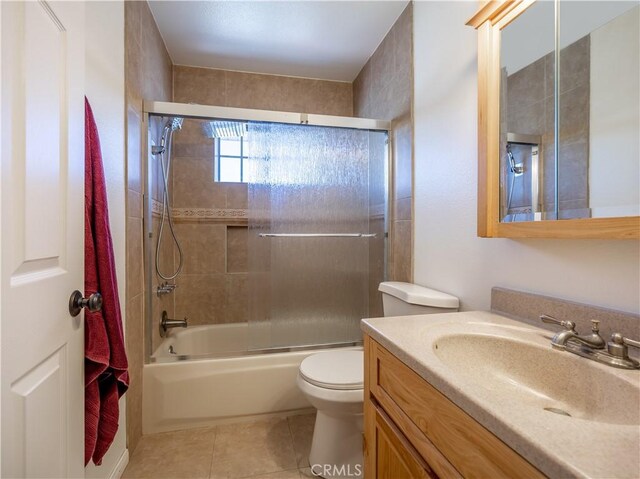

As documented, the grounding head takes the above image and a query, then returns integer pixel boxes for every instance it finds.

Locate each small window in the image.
[215,137,247,183]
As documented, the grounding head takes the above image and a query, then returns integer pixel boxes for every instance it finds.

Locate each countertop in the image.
[361,311,640,479]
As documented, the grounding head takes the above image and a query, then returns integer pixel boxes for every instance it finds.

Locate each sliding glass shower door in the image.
[246,123,387,350]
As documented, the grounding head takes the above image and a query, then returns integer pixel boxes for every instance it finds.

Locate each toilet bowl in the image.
[297,282,459,478]
[297,350,364,479]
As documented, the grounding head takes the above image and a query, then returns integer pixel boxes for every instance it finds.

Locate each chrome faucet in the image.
[540,315,606,350]
[157,282,177,296]
[540,314,639,369]
[160,310,188,337]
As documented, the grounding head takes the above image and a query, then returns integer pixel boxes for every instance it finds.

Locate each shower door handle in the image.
[69,290,103,317]
[258,233,377,238]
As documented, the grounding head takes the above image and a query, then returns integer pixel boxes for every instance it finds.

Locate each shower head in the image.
[167,117,183,132]
[506,143,524,175]
[151,117,184,156]
[203,120,247,139]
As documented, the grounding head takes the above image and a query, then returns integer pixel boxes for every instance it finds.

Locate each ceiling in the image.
[148,1,410,82]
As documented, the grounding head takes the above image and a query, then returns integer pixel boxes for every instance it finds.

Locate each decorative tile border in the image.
[172,208,247,219]
[151,199,247,221]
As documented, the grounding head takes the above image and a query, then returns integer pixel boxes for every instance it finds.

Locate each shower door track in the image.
[151,339,364,363]
[144,100,391,131]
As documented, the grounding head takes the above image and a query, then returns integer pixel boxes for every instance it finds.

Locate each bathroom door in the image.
[1,2,85,477]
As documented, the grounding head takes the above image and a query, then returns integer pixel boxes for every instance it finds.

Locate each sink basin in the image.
[433,333,640,425]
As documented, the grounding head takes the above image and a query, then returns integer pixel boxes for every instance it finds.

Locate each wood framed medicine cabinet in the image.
[467,1,640,239]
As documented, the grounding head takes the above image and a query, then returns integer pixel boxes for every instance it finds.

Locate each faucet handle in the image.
[611,333,640,349]
[590,320,600,333]
[540,314,575,331]
[607,333,640,368]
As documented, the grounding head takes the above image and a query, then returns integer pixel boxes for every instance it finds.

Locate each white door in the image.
[1,1,85,477]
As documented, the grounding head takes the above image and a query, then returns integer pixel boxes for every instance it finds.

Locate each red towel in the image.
[84,98,129,466]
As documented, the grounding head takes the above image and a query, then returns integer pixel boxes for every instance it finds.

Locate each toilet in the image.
[297,281,459,478]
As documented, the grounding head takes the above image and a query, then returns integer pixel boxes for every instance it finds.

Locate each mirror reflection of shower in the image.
[152,116,184,281]
[502,133,542,222]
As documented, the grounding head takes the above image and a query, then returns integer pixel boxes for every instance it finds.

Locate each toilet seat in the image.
[299,350,364,390]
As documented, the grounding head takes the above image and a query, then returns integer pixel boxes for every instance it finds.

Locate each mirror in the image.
[500,1,639,223]
[560,2,639,220]
[467,0,639,238]
[500,1,556,222]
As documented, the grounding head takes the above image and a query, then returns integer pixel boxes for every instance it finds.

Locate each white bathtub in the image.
[143,323,361,434]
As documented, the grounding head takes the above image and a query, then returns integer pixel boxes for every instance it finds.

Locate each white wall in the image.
[85,2,128,478]
[589,6,640,218]
[413,1,640,315]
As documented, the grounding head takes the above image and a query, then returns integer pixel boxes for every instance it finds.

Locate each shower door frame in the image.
[142,101,392,362]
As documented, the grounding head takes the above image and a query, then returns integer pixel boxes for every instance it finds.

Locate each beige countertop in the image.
[361,311,640,479]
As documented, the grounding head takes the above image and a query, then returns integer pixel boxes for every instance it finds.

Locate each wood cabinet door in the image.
[372,404,435,479]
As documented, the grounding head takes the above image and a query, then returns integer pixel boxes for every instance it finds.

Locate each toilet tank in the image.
[378,282,459,316]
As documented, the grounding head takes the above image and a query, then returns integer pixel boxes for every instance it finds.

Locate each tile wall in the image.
[125,0,173,453]
[353,4,414,314]
[173,66,353,116]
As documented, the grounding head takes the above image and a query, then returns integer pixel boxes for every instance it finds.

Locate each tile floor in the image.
[122,414,317,479]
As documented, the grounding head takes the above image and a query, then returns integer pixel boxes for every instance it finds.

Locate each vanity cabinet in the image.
[363,336,545,479]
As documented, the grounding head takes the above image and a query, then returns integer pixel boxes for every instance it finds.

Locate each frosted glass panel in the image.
[247,123,387,349]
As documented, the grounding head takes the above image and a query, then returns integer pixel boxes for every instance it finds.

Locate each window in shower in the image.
[215,136,247,183]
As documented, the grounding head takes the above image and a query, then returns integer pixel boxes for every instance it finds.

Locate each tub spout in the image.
[161,310,188,337]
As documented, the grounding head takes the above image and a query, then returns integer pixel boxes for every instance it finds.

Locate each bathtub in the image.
[143,323,361,434]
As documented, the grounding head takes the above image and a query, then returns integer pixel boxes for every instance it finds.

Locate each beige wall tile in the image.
[172,157,226,208]
[227,226,248,273]
[173,66,353,116]
[368,217,385,317]
[225,71,284,111]
[225,273,248,323]
[140,2,172,102]
[125,292,144,453]
[175,223,226,274]
[125,0,173,451]
[126,103,141,195]
[352,62,369,117]
[395,197,412,221]
[393,113,413,201]
[173,65,227,105]
[127,189,142,219]
[174,274,226,325]
[224,183,248,209]
[392,220,412,283]
[126,217,143,299]
[353,3,413,282]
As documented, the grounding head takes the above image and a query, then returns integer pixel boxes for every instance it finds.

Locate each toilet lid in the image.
[299,350,364,390]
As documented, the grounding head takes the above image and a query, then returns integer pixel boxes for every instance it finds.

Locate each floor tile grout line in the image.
[207,426,219,479]
[237,467,301,479]
[286,415,300,469]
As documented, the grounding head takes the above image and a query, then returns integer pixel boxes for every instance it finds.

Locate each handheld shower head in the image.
[152,117,184,155]
[506,143,524,174]
[168,117,183,132]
